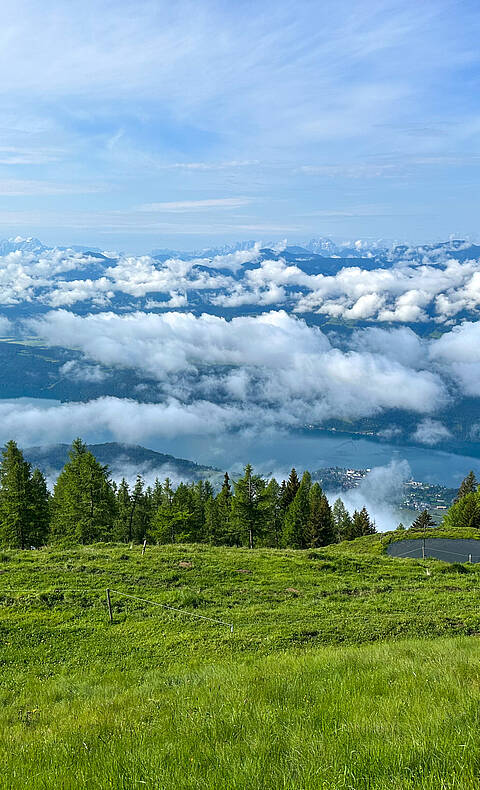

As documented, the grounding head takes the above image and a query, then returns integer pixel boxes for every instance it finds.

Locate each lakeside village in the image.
[316,467,456,518]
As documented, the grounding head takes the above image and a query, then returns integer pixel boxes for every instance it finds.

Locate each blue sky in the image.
[1,0,480,251]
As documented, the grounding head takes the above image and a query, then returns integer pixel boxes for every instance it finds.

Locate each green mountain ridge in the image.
[23,441,220,481]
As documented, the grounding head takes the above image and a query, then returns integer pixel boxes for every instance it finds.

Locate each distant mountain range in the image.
[24,442,221,483]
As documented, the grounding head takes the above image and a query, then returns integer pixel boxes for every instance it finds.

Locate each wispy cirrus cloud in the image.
[0,0,479,245]
[136,198,252,212]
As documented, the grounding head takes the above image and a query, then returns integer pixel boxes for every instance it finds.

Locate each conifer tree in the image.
[265,478,282,547]
[282,471,311,548]
[214,473,233,544]
[151,478,164,510]
[443,492,480,530]
[308,483,336,547]
[113,478,131,541]
[280,468,300,512]
[232,464,267,548]
[455,471,478,502]
[130,475,150,542]
[29,467,50,546]
[50,438,116,543]
[204,495,219,545]
[410,510,436,532]
[332,498,353,541]
[171,483,196,542]
[0,441,34,549]
[351,507,376,538]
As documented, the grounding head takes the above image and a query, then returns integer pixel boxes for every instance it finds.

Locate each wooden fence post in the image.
[106,588,113,624]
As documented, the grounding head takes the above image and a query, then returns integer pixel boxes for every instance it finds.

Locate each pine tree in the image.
[455,471,478,502]
[171,483,196,542]
[130,475,149,542]
[214,474,234,544]
[151,478,164,510]
[282,471,311,548]
[204,495,219,545]
[113,478,131,541]
[29,467,50,546]
[350,507,376,538]
[150,502,192,544]
[265,478,282,547]
[232,464,267,548]
[443,493,480,530]
[0,441,34,549]
[410,510,436,531]
[309,483,336,547]
[332,498,353,541]
[50,438,116,544]
[280,468,300,512]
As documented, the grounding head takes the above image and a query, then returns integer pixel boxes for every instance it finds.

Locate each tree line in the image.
[0,438,377,549]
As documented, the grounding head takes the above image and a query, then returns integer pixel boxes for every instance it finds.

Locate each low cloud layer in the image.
[327,460,413,532]
[1,241,480,325]
[25,310,449,424]
[0,239,479,452]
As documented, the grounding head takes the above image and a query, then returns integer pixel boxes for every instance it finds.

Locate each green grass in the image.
[3,540,480,788]
[382,527,480,544]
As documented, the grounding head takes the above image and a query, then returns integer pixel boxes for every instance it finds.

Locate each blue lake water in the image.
[3,397,479,487]
[156,430,480,487]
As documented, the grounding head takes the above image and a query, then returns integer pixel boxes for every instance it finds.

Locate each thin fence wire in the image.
[389,544,479,560]
[0,586,234,632]
[1,587,480,627]
[107,588,234,632]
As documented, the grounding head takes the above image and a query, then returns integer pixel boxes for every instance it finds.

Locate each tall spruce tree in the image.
[29,467,50,546]
[280,468,300,513]
[232,464,267,548]
[265,478,282,547]
[455,471,478,502]
[113,478,131,541]
[351,507,376,538]
[214,473,233,544]
[0,441,34,549]
[332,498,353,542]
[410,510,436,531]
[50,438,116,543]
[443,492,480,530]
[282,471,311,548]
[308,483,336,547]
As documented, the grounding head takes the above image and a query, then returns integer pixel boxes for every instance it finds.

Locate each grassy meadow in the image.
[3,537,480,788]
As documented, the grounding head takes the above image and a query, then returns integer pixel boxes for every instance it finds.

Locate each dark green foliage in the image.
[349,507,377,539]
[410,509,436,531]
[50,438,116,544]
[309,483,336,547]
[280,468,300,513]
[0,441,34,548]
[265,478,282,547]
[232,464,268,548]
[455,470,478,502]
[29,467,50,547]
[209,474,233,545]
[113,478,132,541]
[332,498,353,542]
[10,435,480,552]
[443,492,480,531]
[282,472,311,548]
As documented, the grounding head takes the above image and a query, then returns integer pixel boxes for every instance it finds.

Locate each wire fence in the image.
[2,584,480,631]
[387,538,480,563]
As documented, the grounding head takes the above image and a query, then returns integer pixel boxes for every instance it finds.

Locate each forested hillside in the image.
[1,439,478,549]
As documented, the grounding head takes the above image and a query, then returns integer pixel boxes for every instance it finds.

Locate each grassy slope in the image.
[382,527,480,544]
[3,540,480,788]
